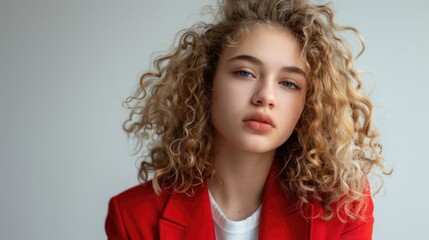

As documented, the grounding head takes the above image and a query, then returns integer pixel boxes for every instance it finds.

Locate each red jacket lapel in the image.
[158,159,311,240]
[258,159,311,240]
[159,186,216,240]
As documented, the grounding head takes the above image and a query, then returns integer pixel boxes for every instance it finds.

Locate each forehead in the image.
[219,25,306,72]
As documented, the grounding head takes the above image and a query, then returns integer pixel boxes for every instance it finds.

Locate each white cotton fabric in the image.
[208,190,261,240]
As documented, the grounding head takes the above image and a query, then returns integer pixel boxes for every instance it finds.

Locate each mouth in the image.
[244,113,275,127]
[243,113,275,132]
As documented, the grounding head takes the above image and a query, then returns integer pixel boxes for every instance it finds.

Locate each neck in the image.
[208,140,275,221]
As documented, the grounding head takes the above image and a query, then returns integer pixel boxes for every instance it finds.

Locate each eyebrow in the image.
[227,54,307,78]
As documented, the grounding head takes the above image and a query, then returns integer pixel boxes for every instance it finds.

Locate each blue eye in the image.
[280,81,299,90]
[237,70,253,78]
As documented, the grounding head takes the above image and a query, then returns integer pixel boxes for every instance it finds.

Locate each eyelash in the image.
[279,81,299,90]
[235,70,300,90]
[236,70,255,78]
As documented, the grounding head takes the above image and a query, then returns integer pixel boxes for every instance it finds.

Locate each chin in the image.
[237,142,279,155]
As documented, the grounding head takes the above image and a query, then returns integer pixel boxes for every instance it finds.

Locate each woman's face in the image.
[210,25,307,154]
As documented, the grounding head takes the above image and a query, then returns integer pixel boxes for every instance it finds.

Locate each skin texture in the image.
[209,25,308,221]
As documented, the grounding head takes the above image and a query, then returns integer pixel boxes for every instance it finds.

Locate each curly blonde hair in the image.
[123,0,389,221]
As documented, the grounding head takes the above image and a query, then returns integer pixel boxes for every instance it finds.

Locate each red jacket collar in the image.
[159,159,311,240]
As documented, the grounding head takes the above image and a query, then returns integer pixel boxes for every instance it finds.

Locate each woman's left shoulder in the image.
[309,187,374,239]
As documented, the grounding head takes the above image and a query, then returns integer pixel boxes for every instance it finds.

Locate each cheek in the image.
[292,104,306,129]
[211,86,234,121]
[295,102,305,119]
[212,80,247,111]
[210,79,223,112]
[280,94,305,114]
[277,99,306,132]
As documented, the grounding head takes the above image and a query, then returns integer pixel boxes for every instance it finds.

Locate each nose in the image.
[251,78,276,108]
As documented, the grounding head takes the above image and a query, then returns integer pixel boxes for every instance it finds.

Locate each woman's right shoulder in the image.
[109,181,169,212]
[106,181,171,238]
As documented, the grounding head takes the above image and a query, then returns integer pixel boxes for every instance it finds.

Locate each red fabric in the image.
[105,163,374,240]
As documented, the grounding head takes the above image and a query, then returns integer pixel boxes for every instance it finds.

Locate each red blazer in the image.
[105,163,374,240]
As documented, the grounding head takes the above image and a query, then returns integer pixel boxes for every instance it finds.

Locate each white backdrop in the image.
[1,0,428,239]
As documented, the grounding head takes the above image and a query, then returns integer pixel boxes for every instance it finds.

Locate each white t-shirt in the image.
[208,190,261,240]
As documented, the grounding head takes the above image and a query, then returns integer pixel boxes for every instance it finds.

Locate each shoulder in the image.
[105,181,170,239]
[110,181,169,215]
[112,181,158,203]
[309,187,374,239]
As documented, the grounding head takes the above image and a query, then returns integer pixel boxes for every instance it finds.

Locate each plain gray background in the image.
[1,0,428,239]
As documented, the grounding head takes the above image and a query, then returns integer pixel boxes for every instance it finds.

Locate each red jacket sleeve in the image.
[105,197,128,240]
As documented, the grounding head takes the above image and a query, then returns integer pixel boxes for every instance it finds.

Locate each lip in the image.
[243,112,275,132]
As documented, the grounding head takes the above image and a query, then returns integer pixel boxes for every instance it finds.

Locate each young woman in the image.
[105,0,389,239]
